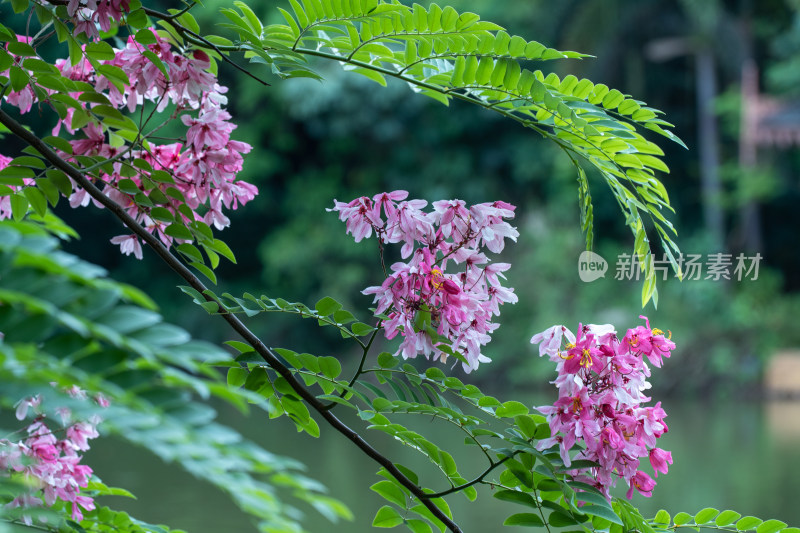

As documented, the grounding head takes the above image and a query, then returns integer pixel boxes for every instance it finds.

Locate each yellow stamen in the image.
[572,396,582,413]
[652,328,664,336]
[430,267,444,290]
[559,342,576,360]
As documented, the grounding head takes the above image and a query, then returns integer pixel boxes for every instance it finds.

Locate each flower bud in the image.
[442,279,460,295]
[193,49,210,62]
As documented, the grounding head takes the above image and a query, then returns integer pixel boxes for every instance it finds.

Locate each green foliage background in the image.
[44,0,800,395]
[2,0,800,532]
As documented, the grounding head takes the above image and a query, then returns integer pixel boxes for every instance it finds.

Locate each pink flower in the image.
[329,196,379,242]
[181,108,234,152]
[531,325,576,359]
[66,422,99,452]
[622,316,675,368]
[343,192,518,372]
[110,234,143,259]
[533,318,675,500]
[65,385,87,399]
[3,390,102,525]
[68,0,130,40]
[71,494,96,521]
[14,395,41,420]
[562,327,604,375]
[94,393,110,408]
[2,27,255,260]
[627,470,656,498]
[649,447,673,477]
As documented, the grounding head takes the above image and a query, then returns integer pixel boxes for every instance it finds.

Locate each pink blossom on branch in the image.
[0,29,257,258]
[1,386,109,524]
[531,317,675,500]
[331,191,519,372]
[67,0,131,41]
[0,154,17,220]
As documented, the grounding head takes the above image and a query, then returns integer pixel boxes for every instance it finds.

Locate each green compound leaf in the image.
[695,508,720,525]
[319,356,342,379]
[377,351,399,368]
[351,321,375,336]
[503,513,545,527]
[673,512,693,526]
[406,519,434,533]
[370,480,406,507]
[653,510,671,525]
[495,400,529,417]
[217,0,684,306]
[493,489,538,509]
[227,366,247,387]
[757,520,789,533]
[0,221,346,531]
[582,503,623,526]
[315,295,342,316]
[716,511,742,527]
[738,517,765,531]
[372,505,404,528]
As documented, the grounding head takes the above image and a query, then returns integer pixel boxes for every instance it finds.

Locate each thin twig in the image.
[421,453,516,499]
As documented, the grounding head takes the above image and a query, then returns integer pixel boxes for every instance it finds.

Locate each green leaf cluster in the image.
[0,220,349,532]
[649,508,800,533]
[208,0,685,305]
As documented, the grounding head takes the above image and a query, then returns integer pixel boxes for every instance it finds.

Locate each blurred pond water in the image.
[85,397,800,532]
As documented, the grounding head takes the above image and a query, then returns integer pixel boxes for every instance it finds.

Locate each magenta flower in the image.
[336,191,518,372]
[1,387,108,526]
[649,447,673,477]
[14,395,41,421]
[110,234,143,260]
[562,326,604,375]
[622,316,676,368]
[1,29,257,257]
[329,196,379,242]
[627,470,656,498]
[532,317,674,500]
[530,325,575,359]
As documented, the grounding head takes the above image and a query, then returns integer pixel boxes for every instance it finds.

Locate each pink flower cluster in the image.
[0,154,17,220]
[67,0,131,40]
[331,191,519,372]
[530,317,675,500]
[0,30,256,258]
[0,387,108,524]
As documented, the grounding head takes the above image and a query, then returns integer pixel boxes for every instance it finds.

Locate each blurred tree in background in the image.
[47,0,800,395]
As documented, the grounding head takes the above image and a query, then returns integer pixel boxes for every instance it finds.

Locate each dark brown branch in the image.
[422,454,516,499]
[0,108,462,533]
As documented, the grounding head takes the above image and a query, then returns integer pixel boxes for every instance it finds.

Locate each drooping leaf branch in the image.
[133,0,684,306]
[0,107,464,532]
